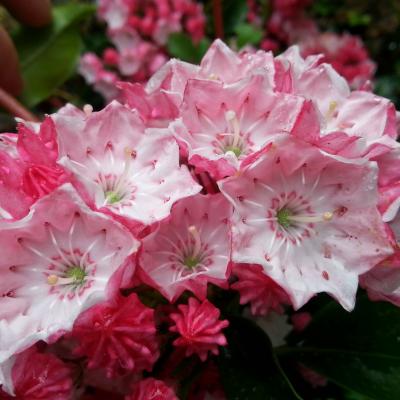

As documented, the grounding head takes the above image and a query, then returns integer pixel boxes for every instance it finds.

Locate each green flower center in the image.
[277,208,292,229]
[183,255,200,269]
[105,190,122,204]
[65,266,86,285]
[224,145,242,157]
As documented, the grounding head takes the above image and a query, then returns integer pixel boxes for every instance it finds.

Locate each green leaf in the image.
[222,0,248,36]
[278,296,400,400]
[167,32,210,63]
[218,317,303,400]
[235,23,264,49]
[13,3,96,107]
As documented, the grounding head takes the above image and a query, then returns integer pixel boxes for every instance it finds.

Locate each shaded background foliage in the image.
[0,1,400,399]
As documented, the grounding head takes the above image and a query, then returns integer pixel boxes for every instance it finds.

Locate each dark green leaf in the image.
[235,23,263,49]
[218,317,303,400]
[13,3,95,107]
[222,0,248,36]
[278,296,400,400]
[167,32,210,63]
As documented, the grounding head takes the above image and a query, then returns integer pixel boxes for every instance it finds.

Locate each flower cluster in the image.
[248,0,375,89]
[1,39,399,398]
[79,0,205,101]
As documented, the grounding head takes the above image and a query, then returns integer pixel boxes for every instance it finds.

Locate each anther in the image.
[47,275,59,285]
[83,104,93,117]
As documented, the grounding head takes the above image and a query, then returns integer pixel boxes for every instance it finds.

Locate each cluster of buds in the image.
[0,40,399,398]
[79,0,206,102]
[248,0,376,89]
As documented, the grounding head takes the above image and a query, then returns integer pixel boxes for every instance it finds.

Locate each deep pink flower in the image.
[70,293,159,377]
[0,118,69,220]
[170,298,229,361]
[291,312,312,332]
[231,263,290,316]
[125,378,177,400]
[0,347,73,399]
[138,194,232,302]
[219,135,393,310]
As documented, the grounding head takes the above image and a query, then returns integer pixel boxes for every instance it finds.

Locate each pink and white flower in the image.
[170,75,320,179]
[138,194,232,302]
[299,32,376,89]
[53,101,201,229]
[0,184,139,374]
[219,135,393,310]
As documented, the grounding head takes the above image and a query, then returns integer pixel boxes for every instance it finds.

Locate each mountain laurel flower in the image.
[170,298,229,361]
[0,346,73,399]
[219,135,393,310]
[125,378,178,400]
[53,101,201,230]
[231,263,290,316]
[138,194,232,302]
[0,184,139,376]
[70,293,159,377]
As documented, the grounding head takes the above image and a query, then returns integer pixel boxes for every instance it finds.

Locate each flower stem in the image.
[0,86,39,122]
[212,0,224,39]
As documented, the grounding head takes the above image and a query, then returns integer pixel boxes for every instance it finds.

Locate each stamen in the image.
[225,110,241,148]
[287,211,334,224]
[47,274,59,285]
[326,101,337,120]
[188,225,202,258]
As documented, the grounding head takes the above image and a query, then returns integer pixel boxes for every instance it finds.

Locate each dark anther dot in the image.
[276,157,281,164]
[322,271,329,280]
[75,211,81,217]
[9,266,16,272]
[101,228,107,234]
[238,195,244,202]
[336,206,348,217]
[17,237,23,244]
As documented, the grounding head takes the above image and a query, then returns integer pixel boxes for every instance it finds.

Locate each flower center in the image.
[183,255,201,269]
[66,266,86,284]
[47,265,87,287]
[277,208,292,229]
[224,145,242,158]
[218,110,245,158]
[276,207,333,230]
[105,190,122,204]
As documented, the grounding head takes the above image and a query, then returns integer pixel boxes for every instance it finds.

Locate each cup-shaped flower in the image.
[53,101,201,229]
[138,193,232,302]
[219,135,393,310]
[0,184,139,372]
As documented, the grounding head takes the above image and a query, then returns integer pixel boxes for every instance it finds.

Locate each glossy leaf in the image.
[222,0,248,35]
[279,296,400,400]
[218,317,303,400]
[235,23,263,48]
[13,3,95,107]
[167,32,210,63]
